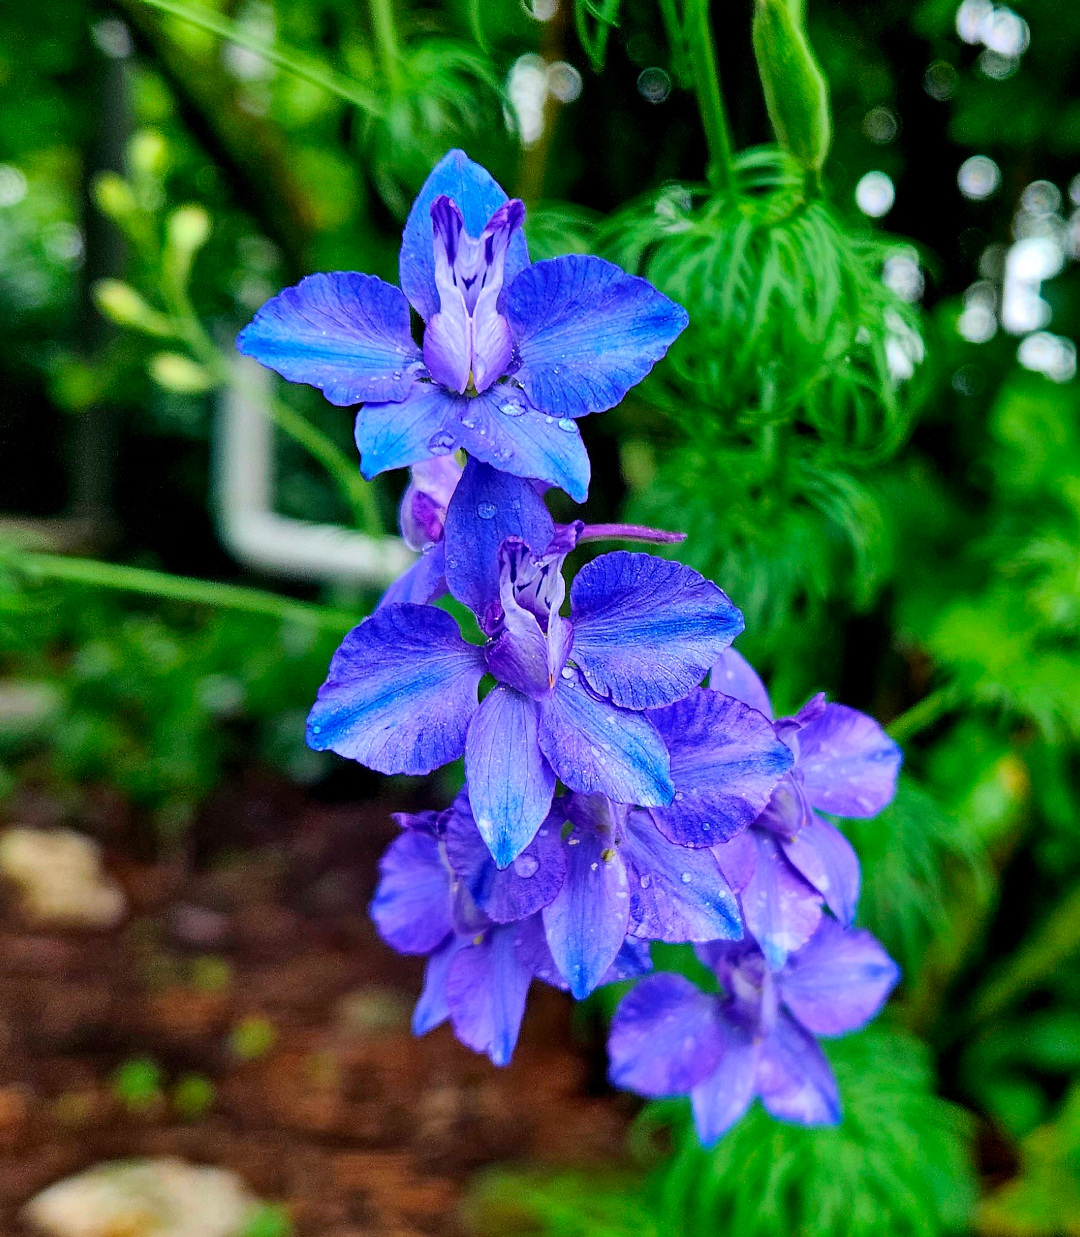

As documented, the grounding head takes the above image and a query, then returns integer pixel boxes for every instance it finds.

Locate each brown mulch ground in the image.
[0,783,634,1236]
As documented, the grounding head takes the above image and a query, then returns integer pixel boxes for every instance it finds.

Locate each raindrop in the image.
[680,872,692,884]
[428,430,455,455]
[557,417,576,432]
[673,791,685,802]
[311,724,321,734]
[499,401,524,417]
[639,874,652,889]
[513,854,539,878]
[560,667,575,679]
[476,501,497,520]
[637,66,671,103]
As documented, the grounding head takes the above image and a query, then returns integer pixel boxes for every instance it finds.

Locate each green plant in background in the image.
[7,0,1080,1232]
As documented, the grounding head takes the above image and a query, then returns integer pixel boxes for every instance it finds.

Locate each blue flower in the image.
[540,792,745,1000]
[308,460,745,866]
[707,649,902,968]
[236,150,688,503]
[370,795,650,1066]
[607,919,899,1144]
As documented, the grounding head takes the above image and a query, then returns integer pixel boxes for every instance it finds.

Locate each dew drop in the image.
[513,854,539,878]
[461,414,478,429]
[428,429,455,455]
[392,370,402,380]
[680,871,692,884]
[499,401,524,417]
[476,501,497,520]
[590,862,598,871]
[494,447,512,462]
[702,822,711,832]
[674,790,685,802]
[311,724,321,734]
[639,874,652,889]
[557,417,576,433]
[545,416,555,424]
[560,667,574,680]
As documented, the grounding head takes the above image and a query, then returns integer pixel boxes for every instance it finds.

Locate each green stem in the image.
[967,881,1080,1026]
[7,550,356,630]
[886,683,960,745]
[267,396,382,536]
[684,0,735,194]
[133,0,385,116]
[369,0,403,91]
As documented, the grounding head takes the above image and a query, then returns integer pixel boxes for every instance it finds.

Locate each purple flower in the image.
[607,918,899,1144]
[541,793,744,999]
[370,795,650,1065]
[707,649,902,968]
[378,455,462,608]
[309,460,744,867]
[237,150,688,503]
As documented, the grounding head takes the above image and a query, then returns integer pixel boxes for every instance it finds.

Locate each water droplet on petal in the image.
[558,417,576,433]
[590,862,598,871]
[499,401,524,417]
[639,874,652,889]
[392,370,402,380]
[494,446,512,462]
[680,871,692,884]
[513,854,539,878]
[545,416,555,425]
[476,501,497,520]
[428,429,455,455]
[560,667,574,680]
[311,724,321,734]
[673,790,685,802]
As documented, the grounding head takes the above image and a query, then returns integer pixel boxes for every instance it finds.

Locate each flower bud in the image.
[92,172,137,221]
[148,352,215,394]
[167,205,211,255]
[127,128,168,178]
[399,455,463,550]
[92,279,173,336]
[752,0,832,175]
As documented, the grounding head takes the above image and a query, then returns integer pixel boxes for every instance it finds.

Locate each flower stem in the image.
[886,683,960,745]
[369,0,403,92]
[7,549,357,630]
[684,0,736,194]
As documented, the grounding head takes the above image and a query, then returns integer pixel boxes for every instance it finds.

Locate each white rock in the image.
[0,828,127,929]
[22,1157,260,1237]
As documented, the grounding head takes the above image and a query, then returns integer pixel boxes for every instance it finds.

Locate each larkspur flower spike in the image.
[275,152,903,1117]
[237,149,689,503]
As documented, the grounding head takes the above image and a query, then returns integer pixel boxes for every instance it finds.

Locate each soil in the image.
[0,780,634,1236]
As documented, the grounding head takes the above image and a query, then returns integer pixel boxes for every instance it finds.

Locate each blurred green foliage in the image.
[5,0,1080,1232]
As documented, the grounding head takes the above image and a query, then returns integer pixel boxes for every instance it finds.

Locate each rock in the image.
[21,1157,260,1237]
[0,829,126,930]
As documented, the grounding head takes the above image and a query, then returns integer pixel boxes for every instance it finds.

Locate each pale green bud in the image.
[148,352,216,394]
[128,128,168,178]
[167,205,211,255]
[92,173,137,221]
[92,280,173,337]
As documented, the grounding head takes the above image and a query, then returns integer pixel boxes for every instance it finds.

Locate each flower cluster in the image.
[239,150,903,1146]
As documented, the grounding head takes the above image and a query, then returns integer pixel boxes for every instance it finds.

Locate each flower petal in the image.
[779,919,899,1036]
[622,810,742,944]
[451,386,591,504]
[568,553,743,710]
[443,458,554,621]
[236,272,422,406]
[505,255,688,417]
[445,792,565,923]
[400,149,530,323]
[378,542,446,609]
[796,703,902,818]
[306,603,484,775]
[445,919,538,1066]
[542,818,629,999]
[412,936,466,1036]
[538,671,673,807]
[757,1010,841,1126]
[709,648,773,719]
[649,690,794,847]
[369,828,452,954]
[689,1019,760,1145]
[602,936,654,984]
[355,381,459,479]
[464,686,557,867]
[738,829,823,971]
[399,455,462,550]
[780,814,860,926]
[608,973,725,1098]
